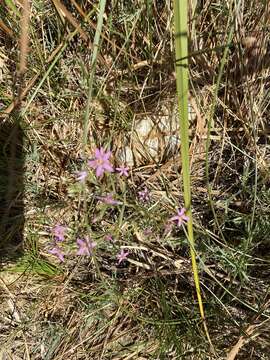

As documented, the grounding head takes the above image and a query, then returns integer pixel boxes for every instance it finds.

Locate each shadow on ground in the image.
[0,118,24,262]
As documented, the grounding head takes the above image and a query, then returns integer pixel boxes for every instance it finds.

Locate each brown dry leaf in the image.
[226,324,257,360]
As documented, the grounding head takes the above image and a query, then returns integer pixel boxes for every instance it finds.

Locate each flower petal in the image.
[76,239,84,246]
[103,151,112,161]
[103,162,114,172]
[95,148,101,158]
[96,166,104,177]
[178,208,185,216]
[88,159,97,169]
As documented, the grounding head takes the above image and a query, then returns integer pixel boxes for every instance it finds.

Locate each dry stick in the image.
[50,0,107,67]
[51,0,88,41]
[17,0,30,107]
[0,18,14,37]
[70,0,86,18]
[0,1,29,114]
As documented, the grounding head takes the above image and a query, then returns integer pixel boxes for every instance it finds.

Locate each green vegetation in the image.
[0,1,269,359]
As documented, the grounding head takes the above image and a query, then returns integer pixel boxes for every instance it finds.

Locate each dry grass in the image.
[0,1,270,359]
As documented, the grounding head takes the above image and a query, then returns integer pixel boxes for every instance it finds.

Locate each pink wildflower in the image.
[105,234,113,242]
[138,187,150,202]
[76,237,97,256]
[143,228,153,236]
[96,193,121,205]
[116,165,129,177]
[88,148,114,177]
[117,249,129,264]
[48,247,65,262]
[75,170,88,182]
[169,208,189,227]
[52,224,67,242]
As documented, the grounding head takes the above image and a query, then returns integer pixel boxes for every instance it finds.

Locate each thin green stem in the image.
[82,0,107,151]
[173,0,214,351]
[205,19,234,244]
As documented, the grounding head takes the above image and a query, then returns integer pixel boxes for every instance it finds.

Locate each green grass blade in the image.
[173,0,213,350]
[83,0,107,150]
[5,0,20,16]
[205,23,234,244]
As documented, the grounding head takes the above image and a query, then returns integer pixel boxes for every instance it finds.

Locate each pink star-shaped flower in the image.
[76,237,97,256]
[138,187,150,202]
[75,170,88,182]
[116,165,129,177]
[48,247,65,262]
[88,148,114,177]
[52,224,67,242]
[116,249,129,264]
[169,208,189,227]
